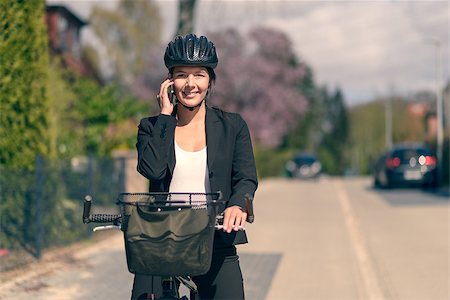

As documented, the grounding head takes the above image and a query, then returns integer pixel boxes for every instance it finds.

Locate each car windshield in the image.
[294,156,317,165]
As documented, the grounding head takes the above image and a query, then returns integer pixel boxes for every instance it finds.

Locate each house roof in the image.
[46,4,88,27]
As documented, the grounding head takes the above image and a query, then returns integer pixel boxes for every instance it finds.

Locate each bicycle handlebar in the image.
[89,214,121,223]
[83,195,121,225]
[82,195,92,223]
[83,192,254,226]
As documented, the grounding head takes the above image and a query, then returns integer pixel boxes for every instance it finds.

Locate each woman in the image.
[135,34,258,299]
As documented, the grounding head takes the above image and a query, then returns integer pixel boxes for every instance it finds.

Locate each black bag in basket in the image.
[123,203,215,276]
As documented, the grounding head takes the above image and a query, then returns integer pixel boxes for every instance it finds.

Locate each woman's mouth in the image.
[182,91,198,99]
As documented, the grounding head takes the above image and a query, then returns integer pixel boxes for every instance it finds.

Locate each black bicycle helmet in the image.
[164,34,218,69]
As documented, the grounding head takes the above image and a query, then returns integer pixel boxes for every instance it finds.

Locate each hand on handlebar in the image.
[222,206,247,233]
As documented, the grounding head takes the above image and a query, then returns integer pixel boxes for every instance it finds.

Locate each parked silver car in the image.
[285,153,322,179]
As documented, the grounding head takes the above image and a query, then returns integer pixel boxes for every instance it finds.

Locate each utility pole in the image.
[445,84,450,188]
[385,88,393,150]
[431,38,444,188]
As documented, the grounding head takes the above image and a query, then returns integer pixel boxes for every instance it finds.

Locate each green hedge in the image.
[0,1,59,259]
[254,146,294,178]
[0,0,51,169]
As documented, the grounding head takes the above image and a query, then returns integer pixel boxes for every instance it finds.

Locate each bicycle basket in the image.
[117,192,222,276]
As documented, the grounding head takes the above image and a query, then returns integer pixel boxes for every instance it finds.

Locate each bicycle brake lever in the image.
[245,194,254,223]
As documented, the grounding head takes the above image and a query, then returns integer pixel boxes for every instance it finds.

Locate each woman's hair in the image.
[164,34,218,70]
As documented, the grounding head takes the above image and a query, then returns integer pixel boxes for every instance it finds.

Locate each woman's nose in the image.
[186,74,195,87]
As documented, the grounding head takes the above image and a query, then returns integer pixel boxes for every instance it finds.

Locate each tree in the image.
[46,61,82,158]
[208,28,309,148]
[347,95,428,175]
[282,66,322,151]
[0,0,51,169]
[0,0,55,255]
[89,0,162,92]
[70,76,148,156]
[176,0,197,36]
[46,61,150,158]
[317,87,349,174]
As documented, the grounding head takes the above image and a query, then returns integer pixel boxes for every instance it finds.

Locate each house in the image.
[425,111,438,141]
[45,5,90,75]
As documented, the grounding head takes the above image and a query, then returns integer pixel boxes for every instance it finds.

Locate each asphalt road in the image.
[0,177,448,300]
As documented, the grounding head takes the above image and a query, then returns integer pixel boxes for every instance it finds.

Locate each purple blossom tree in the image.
[208,28,309,148]
[131,27,311,146]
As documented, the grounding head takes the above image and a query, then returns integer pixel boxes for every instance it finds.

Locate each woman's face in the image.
[172,66,210,108]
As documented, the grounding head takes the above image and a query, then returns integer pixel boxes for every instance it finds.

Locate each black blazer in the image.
[136,106,258,245]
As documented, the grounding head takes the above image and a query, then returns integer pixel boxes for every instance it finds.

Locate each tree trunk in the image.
[176,0,197,36]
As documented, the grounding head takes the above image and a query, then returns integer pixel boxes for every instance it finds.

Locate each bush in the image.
[254,146,294,178]
[0,158,90,257]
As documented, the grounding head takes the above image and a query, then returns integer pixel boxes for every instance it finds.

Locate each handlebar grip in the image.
[89,214,121,223]
[83,195,121,224]
[245,194,254,223]
[83,195,92,224]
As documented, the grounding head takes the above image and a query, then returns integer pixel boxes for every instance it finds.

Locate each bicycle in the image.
[82,191,254,300]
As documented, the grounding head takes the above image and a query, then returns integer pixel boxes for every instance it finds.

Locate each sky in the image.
[47,0,449,106]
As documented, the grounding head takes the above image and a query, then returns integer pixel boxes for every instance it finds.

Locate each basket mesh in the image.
[116,192,224,216]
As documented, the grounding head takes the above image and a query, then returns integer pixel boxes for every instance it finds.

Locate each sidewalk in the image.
[0,232,123,300]
[0,231,276,300]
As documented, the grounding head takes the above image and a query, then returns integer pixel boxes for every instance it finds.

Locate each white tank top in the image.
[169,142,211,202]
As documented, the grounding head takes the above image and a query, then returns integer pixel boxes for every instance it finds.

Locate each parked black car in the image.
[373,143,437,189]
[285,153,322,179]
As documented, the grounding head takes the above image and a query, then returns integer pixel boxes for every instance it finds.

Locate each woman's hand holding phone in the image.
[157,79,175,115]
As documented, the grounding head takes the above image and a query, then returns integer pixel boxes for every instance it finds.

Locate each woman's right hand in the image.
[157,79,175,115]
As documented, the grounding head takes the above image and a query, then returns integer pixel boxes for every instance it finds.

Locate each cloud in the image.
[48,0,449,105]
[197,1,449,105]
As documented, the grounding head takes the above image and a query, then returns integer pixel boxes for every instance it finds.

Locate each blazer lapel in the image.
[168,141,175,175]
[206,106,221,170]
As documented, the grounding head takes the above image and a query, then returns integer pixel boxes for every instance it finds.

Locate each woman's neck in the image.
[176,102,206,126]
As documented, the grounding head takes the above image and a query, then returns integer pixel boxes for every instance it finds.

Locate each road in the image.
[0,177,448,300]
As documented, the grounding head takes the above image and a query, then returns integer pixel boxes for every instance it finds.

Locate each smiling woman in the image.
[134,34,258,300]
[171,66,211,113]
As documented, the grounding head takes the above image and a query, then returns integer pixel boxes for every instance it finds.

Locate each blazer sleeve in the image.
[228,114,258,209]
[136,114,177,180]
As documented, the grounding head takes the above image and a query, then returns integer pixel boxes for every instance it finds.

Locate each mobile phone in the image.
[168,86,177,106]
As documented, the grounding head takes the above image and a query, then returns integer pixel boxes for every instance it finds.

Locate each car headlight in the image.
[311,162,321,173]
[285,161,297,172]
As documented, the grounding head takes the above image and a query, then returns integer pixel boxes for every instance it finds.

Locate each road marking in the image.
[335,179,385,300]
